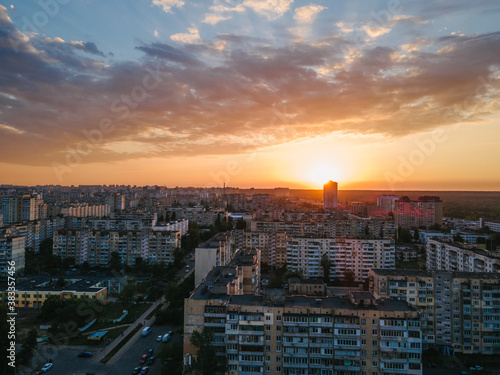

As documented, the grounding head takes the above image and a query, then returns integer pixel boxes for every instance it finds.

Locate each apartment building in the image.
[370,269,500,355]
[0,194,38,224]
[53,228,180,267]
[287,237,395,282]
[479,218,500,233]
[195,231,238,287]
[0,236,25,276]
[184,284,422,375]
[395,196,443,229]
[426,239,500,273]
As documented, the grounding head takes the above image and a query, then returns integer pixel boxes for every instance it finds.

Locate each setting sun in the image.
[306,163,340,187]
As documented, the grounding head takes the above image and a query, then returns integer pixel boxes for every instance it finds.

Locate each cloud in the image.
[151,0,184,13]
[360,25,391,39]
[1,5,500,170]
[170,27,201,44]
[293,4,326,23]
[242,0,293,19]
[202,3,246,25]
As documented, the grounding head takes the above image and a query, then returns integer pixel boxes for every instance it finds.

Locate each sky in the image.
[0,0,500,190]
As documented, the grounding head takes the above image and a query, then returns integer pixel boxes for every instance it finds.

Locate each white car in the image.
[157,335,163,342]
[41,363,53,372]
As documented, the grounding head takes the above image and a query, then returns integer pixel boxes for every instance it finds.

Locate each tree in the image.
[18,329,38,366]
[190,328,220,375]
[344,270,356,286]
[320,253,331,283]
[235,217,247,230]
[119,283,137,306]
[109,251,122,272]
[413,228,420,242]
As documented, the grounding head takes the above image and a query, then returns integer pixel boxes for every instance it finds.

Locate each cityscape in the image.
[1,1,500,375]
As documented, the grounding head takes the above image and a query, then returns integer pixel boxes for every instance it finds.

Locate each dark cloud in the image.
[0,5,499,168]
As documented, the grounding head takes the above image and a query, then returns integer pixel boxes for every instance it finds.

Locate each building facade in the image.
[395,197,443,229]
[287,237,395,282]
[323,181,338,210]
[426,239,500,273]
[370,269,500,355]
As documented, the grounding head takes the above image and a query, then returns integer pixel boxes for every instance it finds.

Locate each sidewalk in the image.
[92,297,165,363]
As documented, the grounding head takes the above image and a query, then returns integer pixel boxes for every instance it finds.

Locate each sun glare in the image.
[307,163,340,187]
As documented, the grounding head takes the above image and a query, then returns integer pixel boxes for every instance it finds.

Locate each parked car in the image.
[77,352,93,358]
[140,354,148,365]
[147,348,153,357]
[141,327,151,336]
[162,333,170,342]
[132,368,142,375]
[140,367,149,374]
[146,357,155,365]
[41,363,53,372]
[156,335,162,342]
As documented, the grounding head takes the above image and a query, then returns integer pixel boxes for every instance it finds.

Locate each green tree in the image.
[344,270,356,286]
[235,217,247,230]
[119,283,137,306]
[414,228,420,242]
[190,328,225,375]
[18,329,38,366]
[109,251,122,272]
[320,253,331,283]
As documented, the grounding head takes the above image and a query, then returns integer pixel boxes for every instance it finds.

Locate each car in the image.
[147,348,153,357]
[132,368,142,375]
[156,335,162,342]
[185,269,189,273]
[77,352,93,358]
[461,372,468,375]
[141,327,151,336]
[146,356,155,365]
[475,366,483,371]
[41,363,53,372]
[140,367,149,374]
[140,354,148,365]
[162,333,170,342]
[168,330,174,335]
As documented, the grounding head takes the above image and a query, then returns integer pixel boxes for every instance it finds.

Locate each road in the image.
[27,324,182,375]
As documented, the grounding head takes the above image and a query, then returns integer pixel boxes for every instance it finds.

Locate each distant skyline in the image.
[1,1,500,190]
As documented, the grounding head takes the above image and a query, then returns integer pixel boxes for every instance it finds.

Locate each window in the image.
[372,340,378,346]
[277,326,281,332]
[266,325,271,331]
[265,335,271,341]
[372,330,378,335]
[361,329,366,335]
[372,350,378,357]
[373,361,378,368]
[372,319,377,325]
[265,345,270,351]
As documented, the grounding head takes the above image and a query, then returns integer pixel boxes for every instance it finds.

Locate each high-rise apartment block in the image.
[323,181,338,210]
[184,262,422,375]
[426,238,500,273]
[0,236,25,276]
[370,269,500,355]
[377,195,398,213]
[395,196,443,229]
[287,237,395,282]
[0,194,38,224]
[53,228,180,267]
